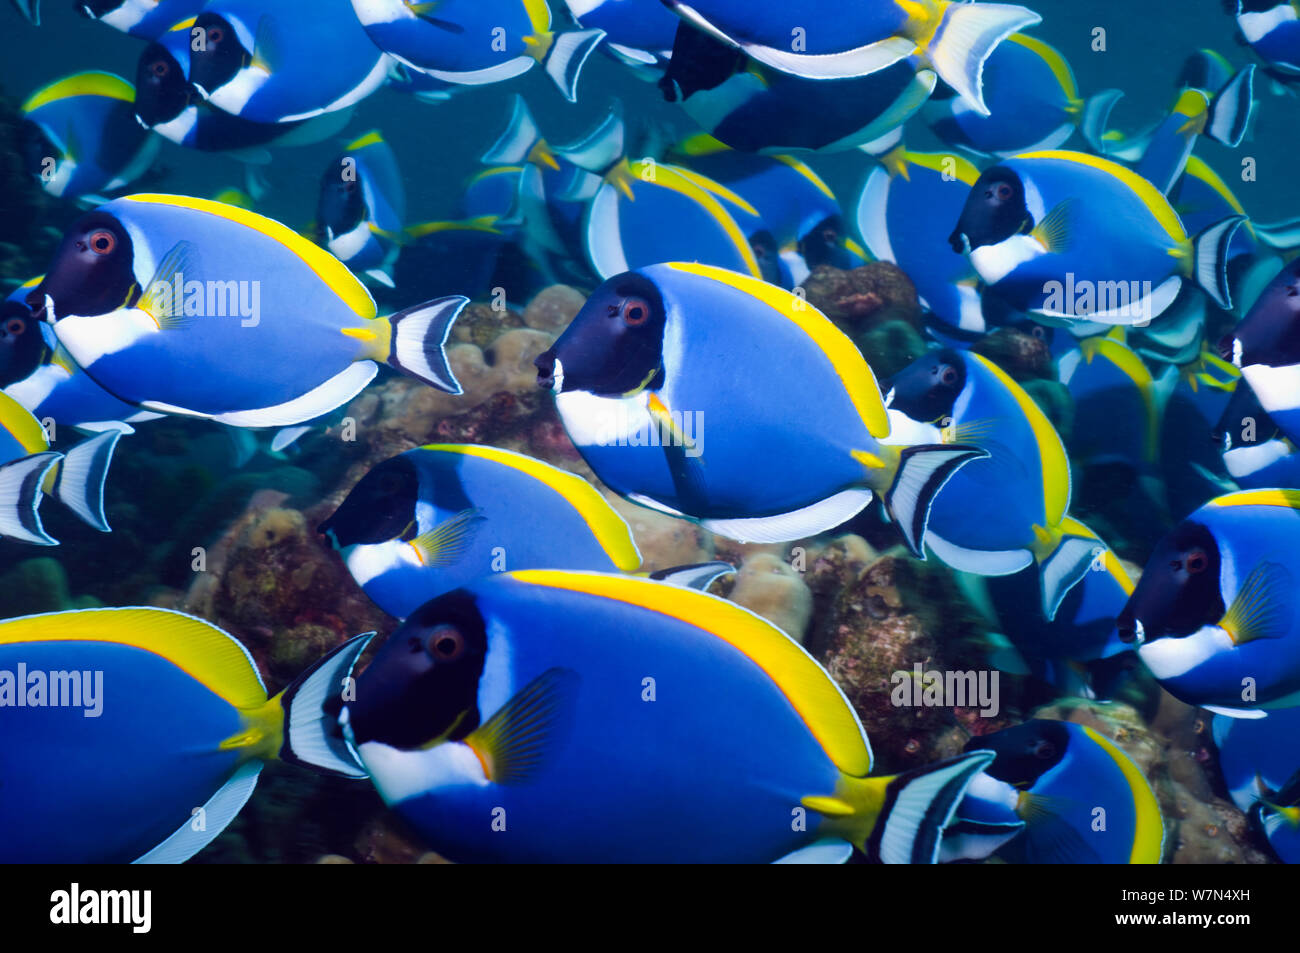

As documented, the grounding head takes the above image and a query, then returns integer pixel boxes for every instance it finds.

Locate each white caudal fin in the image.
[928,3,1042,116]
[885,444,988,557]
[1207,65,1256,147]
[553,104,625,176]
[51,429,121,533]
[279,633,375,778]
[1079,88,1125,154]
[133,761,262,864]
[482,95,541,165]
[541,29,606,103]
[1036,531,1100,622]
[0,452,60,546]
[869,751,997,864]
[387,296,467,394]
[1192,215,1248,310]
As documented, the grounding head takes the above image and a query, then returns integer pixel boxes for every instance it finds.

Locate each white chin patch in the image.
[1242,361,1300,414]
[327,220,372,264]
[883,407,944,447]
[1137,625,1235,680]
[969,234,1044,286]
[153,106,199,146]
[350,0,413,26]
[345,539,412,587]
[1240,6,1298,45]
[1224,439,1293,479]
[358,740,488,806]
[207,67,272,116]
[53,308,156,367]
[100,1,147,31]
[555,389,651,448]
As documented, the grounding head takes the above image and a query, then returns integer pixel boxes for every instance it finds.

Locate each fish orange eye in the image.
[208,26,224,42]
[995,183,1012,200]
[1186,550,1208,573]
[151,60,169,77]
[940,365,958,386]
[1031,326,1046,339]
[1031,740,1055,759]
[88,230,116,255]
[6,319,25,336]
[428,625,465,661]
[621,297,649,327]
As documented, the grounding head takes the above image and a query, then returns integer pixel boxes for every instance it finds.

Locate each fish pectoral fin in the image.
[464,667,580,785]
[139,240,201,331]
[1013,791,1101,864]
[249,15,280,75]
[132,761,263,864]
[407,507,486,567]
[1030,200,1076,255]
[1221,561,1293,645]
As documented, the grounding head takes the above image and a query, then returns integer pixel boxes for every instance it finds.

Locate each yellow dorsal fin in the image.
[22,71,134,113]
[509,571,871,776]
[123,194,375,320]
[420,445,641,570]
[0,607,267,709]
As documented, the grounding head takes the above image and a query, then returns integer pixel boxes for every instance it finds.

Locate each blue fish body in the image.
[20,72,159,201]
[37,194,464,427]
[1123,491,1300,713]
[959,152,1198,323]
[345,570,995,863]
[857,147,985,332]
[319,131,407,279]
[191,0,390,124]
[583,161,762,279]
[539,262,984,546]
[320,444,641,619]
[0,607,372,863]
[967,720,1163,864]
[927,33,1080,157]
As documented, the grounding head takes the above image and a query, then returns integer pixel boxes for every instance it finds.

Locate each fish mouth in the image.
[1117,616,1145,645]
[950,231,971,255]
[534,355,563,393]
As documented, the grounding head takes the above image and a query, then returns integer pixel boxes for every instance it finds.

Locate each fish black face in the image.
[799,215,852,270]
[535,272,667,396]
[134,43,193,127]
[884,349,967,423]
[1116,520,1223,645]
[187,14,247,97]
[347,590,489,749]
[1221,258,1300,368]
[949,166,1028,254]
[319,455,419,547]
[747,230,785,286]
[30,211,136,321]
[0,297,46,387]
[316,162,366,242]
[658,22,745,102]
[965,720,1070,788]
[17,120,58,182]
